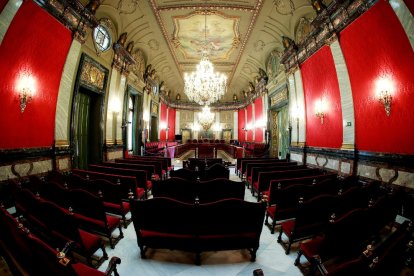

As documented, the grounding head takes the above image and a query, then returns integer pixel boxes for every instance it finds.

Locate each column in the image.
[330,40,355,149]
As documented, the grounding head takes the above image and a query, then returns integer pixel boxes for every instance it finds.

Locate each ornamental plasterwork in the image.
[270,87,288,107]
[266,49,282,81]
[131,48,146,81]
[254,40,265,52]
[80,61,106,90]
[273,0,295,15]
[296,17,314,45]
[148,39,160,51]
[117,0,140,15]
[172,10,240,60]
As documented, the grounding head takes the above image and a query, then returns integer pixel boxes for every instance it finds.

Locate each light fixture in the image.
[183,10,227,106]
[378,90,392,117]
[16,71,36,113]
[376,78,393,117]
[198,105,215,131]
[315,98,326,124]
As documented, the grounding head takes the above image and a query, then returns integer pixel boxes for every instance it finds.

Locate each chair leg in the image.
[285,240,292,254]
[277,229,283,243]
[250,248,258,262]
[119,225,124,238]
[102,244,108,259]
[271,219,276,234]
[294,249,303,266]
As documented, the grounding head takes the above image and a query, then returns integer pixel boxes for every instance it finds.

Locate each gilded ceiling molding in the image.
[228,0,264,85]
[149,0,264,92]
[156,3,255,12]
[281,0,377,72]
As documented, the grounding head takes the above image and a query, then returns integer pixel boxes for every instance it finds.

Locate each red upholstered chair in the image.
[1,206,121,275]
[89,179,131,228]
[152,177,196,203]
[198,178,245,203]
[295,208,370,273]
[265,183,313,234]
[169,168,198,182]
[26,235,122,276]
[277,194,337,254]
[39,181,72,209]
[202,163,230,181]
[37,200,108,267]
[69,189,124,249]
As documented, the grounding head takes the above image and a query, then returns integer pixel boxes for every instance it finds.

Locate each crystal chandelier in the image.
[184,11,227,106]
[198,105,215,131]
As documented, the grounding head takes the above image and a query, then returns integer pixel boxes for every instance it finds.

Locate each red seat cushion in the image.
[266,205,276,219]
[146,180,152,189]
[103,201,130,214]
[247,176,252,183]
[136,188,145,198]
[162,169,166,175]
[281,219,296,238]
[106,214,121,230]
[300,235,325,259]
[253,181,259,190]
[79,229,102,252]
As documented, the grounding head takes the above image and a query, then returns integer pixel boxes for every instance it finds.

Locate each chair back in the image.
[152,178,196,203]
[198,178,245,203]
[203,163,229,180]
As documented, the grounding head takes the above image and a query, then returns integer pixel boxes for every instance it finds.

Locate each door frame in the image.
[70,54,109,169]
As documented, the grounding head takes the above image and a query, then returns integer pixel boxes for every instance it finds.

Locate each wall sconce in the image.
[16,72,36,113]
[160,122,166,130]
[314,98,326,124]
[378,90,392,117]
[109,97,121,115]
[376,78,393,117]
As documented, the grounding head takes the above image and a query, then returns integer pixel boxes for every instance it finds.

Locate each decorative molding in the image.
[55,140,70,147]
[0,147,53,163]
[79,55,109,93]
[281,0,376,72]
[148,0,265,87]
[34,0,99,43]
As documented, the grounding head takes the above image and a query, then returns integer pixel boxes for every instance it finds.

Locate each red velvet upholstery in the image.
[130,197,265,264]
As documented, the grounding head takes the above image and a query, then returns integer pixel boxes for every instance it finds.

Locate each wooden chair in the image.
[278,194,337,254]
[202,163,230,180]
[69,189,124,249]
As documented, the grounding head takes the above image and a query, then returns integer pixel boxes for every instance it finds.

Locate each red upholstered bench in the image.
[130,197,266,265]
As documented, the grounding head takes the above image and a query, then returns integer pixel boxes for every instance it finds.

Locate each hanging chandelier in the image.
[184,11,227,106]
[198,105,215,131]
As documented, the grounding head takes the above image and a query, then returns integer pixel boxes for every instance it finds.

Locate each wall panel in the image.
[301,45,343,148]
[340,0,414,154]
[0,0,72,148]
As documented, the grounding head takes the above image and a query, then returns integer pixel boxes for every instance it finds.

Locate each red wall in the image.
[0,0,72,149]
[301,46,343,149]
[159,102,168,141]
[340,0,414,154]
[167,107,176,141]
[0,0,8,12]
[254,97,264,142]
[238,109,245,142]
[246,104,253,141]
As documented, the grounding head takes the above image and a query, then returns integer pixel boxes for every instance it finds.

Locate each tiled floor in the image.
[98,159,303,276]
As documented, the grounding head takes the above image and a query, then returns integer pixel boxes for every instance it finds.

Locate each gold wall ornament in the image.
[80,62,105,90]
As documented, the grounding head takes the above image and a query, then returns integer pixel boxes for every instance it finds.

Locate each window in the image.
[93,25,111,52]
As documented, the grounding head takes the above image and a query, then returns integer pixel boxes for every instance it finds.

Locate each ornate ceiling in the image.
[95,0,324,103]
